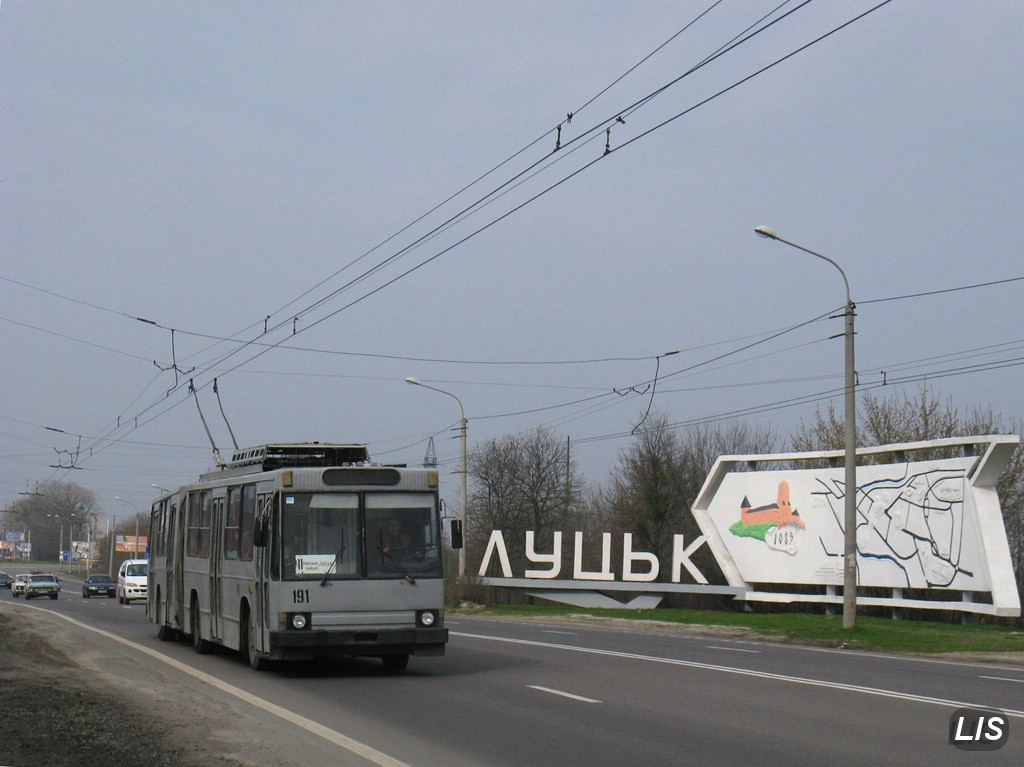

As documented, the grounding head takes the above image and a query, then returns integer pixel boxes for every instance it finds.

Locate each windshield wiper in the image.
[379,529,416,585]
[319,530,345,587]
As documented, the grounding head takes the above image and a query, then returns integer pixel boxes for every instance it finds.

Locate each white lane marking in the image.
[528,685,601,704]
[706,646,760,654]
[542,630,576,635]
[10,601,410,767]
[980,675,1024,684]
[452,631,1024,719]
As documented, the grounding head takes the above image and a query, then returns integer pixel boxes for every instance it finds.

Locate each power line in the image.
[861,275,1024,304]
[17,2,901,478]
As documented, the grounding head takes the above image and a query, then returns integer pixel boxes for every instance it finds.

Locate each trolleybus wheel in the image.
[191,601,211,654]
[382,654,409,672]
[243,611,271,671]
[156,589,176,641]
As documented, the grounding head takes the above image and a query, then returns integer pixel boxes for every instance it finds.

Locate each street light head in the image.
[405,377,422,386]
[754,225,779,240]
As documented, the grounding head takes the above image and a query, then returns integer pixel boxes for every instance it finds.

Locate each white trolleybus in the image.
[147,443,451,670]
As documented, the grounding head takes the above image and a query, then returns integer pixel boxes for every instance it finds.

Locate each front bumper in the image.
[24,588,58,598]
[268,626,448,659]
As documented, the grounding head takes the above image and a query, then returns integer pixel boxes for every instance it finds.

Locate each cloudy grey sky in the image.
[3,0,1022,523]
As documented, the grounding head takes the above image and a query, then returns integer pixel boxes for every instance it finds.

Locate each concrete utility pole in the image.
[108,515,116,577]
[115,496,142,560]
[755,226,859,629]
[406,377,468,577]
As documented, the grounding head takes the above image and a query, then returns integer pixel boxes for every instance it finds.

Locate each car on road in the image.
[11,573,29,597]
[82,574,117,598]
[23,573,60,600]
[0,571,11,588]
[116,559,148,604]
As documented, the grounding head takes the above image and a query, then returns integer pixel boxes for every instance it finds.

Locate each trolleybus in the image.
[147,443,451,670]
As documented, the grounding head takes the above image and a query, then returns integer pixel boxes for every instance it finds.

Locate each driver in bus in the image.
[381,518,412,560]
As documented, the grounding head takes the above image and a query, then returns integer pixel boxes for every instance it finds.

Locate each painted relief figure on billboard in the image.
[730,481,805,556]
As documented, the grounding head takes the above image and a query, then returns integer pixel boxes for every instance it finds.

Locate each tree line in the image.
[464,388,1023,612]
[2,480,144,571]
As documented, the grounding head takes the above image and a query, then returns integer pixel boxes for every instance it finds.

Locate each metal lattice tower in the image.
[423,437,438,468]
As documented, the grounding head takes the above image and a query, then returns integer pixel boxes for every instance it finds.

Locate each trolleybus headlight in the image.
[418,610,436,627]
[291,613,308,630]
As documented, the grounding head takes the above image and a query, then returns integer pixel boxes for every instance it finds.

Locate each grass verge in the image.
[451,603,1024,656]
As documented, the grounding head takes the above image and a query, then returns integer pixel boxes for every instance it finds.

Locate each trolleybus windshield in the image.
[280,492,441,581]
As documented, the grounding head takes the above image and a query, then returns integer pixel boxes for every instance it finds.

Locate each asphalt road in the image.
[4,568,1023,766]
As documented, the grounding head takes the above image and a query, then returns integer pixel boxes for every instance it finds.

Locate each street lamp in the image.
[114,497,142,558]
[46,513,72,572]
[406,377,468,577]
[755,226,858,629]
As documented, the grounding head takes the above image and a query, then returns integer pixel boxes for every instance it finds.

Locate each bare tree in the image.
[2,480,98,561]
[468,426,583,575]
[601,413,776,581]
[604,414,688,572]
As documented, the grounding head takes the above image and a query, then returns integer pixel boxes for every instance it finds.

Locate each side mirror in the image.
[253,516,268,547]
[450,519,463,550]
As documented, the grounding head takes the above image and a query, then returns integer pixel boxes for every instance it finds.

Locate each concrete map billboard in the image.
[692,435,1020,616]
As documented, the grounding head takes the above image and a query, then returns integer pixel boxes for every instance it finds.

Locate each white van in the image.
[117,559,148,604]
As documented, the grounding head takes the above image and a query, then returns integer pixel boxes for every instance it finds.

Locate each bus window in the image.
[366,493,441,579]
[198,491,212,557]
[281,493,359,580]
[240,485,256,561]
[225,487,242,560]
[187,491,201,556]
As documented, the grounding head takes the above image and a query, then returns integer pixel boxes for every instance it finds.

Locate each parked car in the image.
[23,573,60,600]
[0,571,12,588]
[117,559,148,604]
[11,573,29,597]
[82,574,117,598]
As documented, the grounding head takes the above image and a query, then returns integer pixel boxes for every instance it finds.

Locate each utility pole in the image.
[108,515,116,577]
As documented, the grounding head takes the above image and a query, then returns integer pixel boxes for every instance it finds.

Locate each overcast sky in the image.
[3,0,1022,525]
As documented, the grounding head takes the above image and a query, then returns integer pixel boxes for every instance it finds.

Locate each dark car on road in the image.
[0,571,11,589]
[82,574,117,598]
[23,573,60,600]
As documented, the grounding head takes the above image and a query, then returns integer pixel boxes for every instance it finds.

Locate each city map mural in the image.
[699,453,997,593]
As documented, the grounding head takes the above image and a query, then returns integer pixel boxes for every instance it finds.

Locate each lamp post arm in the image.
[754,227,851,305]
[405,378,465,421]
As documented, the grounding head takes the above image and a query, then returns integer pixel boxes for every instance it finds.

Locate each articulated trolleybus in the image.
[147,443,450,670]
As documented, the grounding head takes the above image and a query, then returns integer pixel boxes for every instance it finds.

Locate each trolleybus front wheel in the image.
[156,592,177,642]
[241,609,272,671]
[382,654,409,672]
[191,600,212,654]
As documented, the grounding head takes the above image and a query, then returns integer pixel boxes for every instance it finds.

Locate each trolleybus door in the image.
[170,495,186,630]
[165,499,178,626]
[209,495,224,641]
[252,493,273,653]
